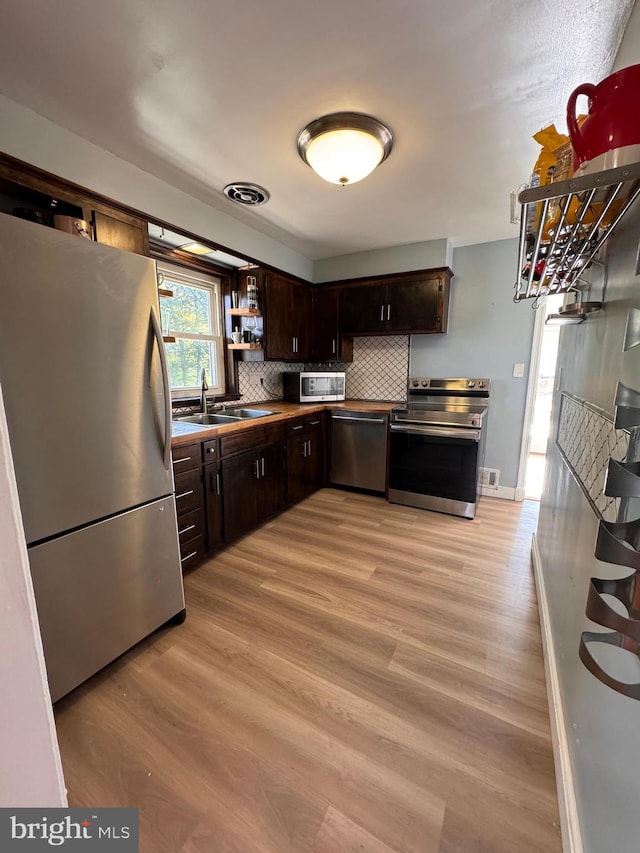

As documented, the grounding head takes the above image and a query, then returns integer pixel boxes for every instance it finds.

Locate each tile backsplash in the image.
[237,335,409,403]
[344,335,409,400]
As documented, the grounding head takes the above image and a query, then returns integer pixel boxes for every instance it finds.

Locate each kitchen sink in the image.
[174,413,243,425]
[224,408,274,419]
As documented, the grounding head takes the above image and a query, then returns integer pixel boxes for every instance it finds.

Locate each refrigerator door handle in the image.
[150,307,172,471]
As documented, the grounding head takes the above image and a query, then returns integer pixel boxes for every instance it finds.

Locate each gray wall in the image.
[537,201,640,853]
[313,238,452,283]
[411,238,535,490]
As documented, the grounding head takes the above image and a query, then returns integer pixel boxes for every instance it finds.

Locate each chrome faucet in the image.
[200,367,209,414]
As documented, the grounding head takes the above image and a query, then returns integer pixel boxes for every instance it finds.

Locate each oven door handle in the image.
[390,423,481,442]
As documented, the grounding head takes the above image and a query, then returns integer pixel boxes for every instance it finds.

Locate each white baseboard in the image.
[479,484,516,500]
[515,486,526,501]
[532,533,583,853]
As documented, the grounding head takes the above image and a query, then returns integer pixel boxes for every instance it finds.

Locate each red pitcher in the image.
[567,63,640,174]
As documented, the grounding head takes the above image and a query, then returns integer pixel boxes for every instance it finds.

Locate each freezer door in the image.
[0,215,173,543]
[28,495,184,702]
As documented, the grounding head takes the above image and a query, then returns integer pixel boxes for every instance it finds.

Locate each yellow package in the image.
[528,124,566,234]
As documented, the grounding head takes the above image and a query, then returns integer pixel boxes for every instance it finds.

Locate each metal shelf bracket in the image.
[514,162,640,302]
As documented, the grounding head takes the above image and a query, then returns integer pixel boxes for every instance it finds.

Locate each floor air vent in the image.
[479,467,500,489]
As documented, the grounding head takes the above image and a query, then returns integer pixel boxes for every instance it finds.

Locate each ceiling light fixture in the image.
[297,112,393,186]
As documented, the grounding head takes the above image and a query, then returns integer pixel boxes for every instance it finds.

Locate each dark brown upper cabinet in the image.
[91,208,149,256]
[339,268,452,335]
[263,272,312,361]
[312,287,352,362]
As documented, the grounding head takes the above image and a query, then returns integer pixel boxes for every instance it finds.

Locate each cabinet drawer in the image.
[220,423,284,457]
[305,414,323,431]
[180,534,207,569]
[172,443,201,475]
[176,507,205,544]
[202,438,219,462]
[286,417,306,436]
[174,468,203,516]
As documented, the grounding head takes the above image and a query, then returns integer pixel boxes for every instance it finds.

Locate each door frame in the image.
[515,302,548,500]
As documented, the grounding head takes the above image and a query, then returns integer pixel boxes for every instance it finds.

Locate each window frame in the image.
[157,260,225,397]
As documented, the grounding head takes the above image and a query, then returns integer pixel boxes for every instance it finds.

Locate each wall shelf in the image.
[226,307,261,317]
[514,161,640,302]
[158,287,174,298]
[227,343,262,350]
[163,335,176,343]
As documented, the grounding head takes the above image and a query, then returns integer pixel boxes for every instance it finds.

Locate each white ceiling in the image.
[0,0,633,262]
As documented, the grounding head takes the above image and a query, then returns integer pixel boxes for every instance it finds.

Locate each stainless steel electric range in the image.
[388,377,491,519]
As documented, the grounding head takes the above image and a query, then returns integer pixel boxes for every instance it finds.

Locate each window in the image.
[157,262,225,395]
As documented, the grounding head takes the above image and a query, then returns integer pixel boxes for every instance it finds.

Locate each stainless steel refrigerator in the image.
[0,214,185,702]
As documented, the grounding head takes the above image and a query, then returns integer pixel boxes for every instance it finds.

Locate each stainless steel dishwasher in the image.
[330,411,388,493]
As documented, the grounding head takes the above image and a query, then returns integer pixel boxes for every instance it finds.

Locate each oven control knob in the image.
[478,381,485,388]
[411,379,419,387]
[421,380,429,387]
[468,380,475,388]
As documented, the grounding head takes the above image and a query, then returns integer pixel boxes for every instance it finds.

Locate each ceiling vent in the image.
[223,183,270,206]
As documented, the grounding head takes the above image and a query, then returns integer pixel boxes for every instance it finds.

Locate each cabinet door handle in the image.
[291,424,304,431]
[254,459,260,479]
[178,523,196,537]
[302,441,307,458]
[309,419,320,426]
[380,305,384,322]
[387,303,391,321]
[173,456,193,465]
[210,470,220,494]
[261,457,265,477]
[205,446,216,456]
[332,338,336,354]
[176,489,194,500]
[216,472,221,495]
[307,440,312,458]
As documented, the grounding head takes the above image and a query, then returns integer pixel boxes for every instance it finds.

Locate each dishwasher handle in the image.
[331,414,387,424]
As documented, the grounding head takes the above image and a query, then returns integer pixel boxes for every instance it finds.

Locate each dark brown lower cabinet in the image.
[286,414,325,506]
[172,417,322,557]
[222,440,286,543]
[221,450,259,543]
[258,440,286,520]
[174,465,207,571]
[204,462,223,552]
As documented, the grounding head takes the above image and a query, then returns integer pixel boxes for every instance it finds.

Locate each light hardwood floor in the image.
[54,489,561,853]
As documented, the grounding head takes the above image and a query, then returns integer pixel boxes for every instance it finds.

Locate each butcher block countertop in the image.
[171,399,400,449]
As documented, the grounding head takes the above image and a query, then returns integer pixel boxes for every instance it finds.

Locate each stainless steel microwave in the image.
[282,371,346,403]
